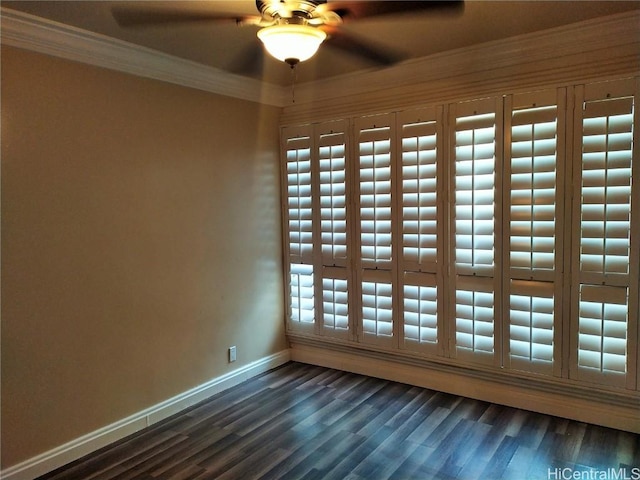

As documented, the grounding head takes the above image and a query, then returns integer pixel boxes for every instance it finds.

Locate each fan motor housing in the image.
[256,0,327,20]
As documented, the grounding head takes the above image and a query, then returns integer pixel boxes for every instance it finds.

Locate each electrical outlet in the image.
[229,346,237,363]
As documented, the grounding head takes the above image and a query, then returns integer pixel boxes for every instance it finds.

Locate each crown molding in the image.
[2,7,639,115]
[0,8,288,107]
[283,10,640,122]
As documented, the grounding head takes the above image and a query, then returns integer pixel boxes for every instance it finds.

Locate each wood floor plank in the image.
[479,434,520,479]
[318,426,396,480]
[38,362,640,480]
[387,442,437,480]
[148,428,230,478]
[260,432,328,478]
[163,464,206,480]
[383,388,432,429]
[616,430,640,467]
[272,427,363,480]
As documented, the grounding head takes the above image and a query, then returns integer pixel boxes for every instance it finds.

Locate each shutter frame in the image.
[570,78,638,388]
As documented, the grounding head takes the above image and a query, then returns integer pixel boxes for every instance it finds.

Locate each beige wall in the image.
[1,45,287,468]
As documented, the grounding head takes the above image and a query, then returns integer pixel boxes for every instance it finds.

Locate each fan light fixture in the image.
[257,23,327,67]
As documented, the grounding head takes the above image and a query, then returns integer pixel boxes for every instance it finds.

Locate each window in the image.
[398,107,444,355]
[289,264,315,325]
[449,97,502,366]
[281,78,638,392]
[355,115,396,347]
[357,119,393,268]
[283,127,315,331]
[318,121,351,339]
[319,128,348,267]
[285,130,313,261]
[322,272,349,334]
[508,280,555,373]
[571,79,638,389]
[361,275,394,341]
[400,115,439,270]
[403,276,438,348]
[503,89,565,377]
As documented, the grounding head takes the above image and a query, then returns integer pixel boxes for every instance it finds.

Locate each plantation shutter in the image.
[285,128,314,263]
[280,75,640,399]
[322,267,350,336]
[577,284,629,383]
[403,272,439,352]
[397,107,444,355]
[289,264,316,325]
[400,113,439,271]
[355,114,396,347]
[358,121,393,268]
[361,269,394,343]
[450,98,503,365]
[283,126,316,331]
[508,280,556,374]
[455,276,495,358]
[571,79,638,388]
[317,120,351,339]
[503,90,564,376]
[509,98,559,277]
[318,124,349,267]
[580,95,634,280]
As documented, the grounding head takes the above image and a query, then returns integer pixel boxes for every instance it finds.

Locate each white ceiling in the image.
[3,0,640,86]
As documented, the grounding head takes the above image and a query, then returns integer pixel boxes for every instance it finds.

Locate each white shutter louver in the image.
[504,91,563,377]
[283,126,317,331]
[578,285,628,378]
[319,129,348,266]
[359,125,393,268]
[403,272,438,350]
[573,81,637,388]
[361,270,394,343]
[289,263,315,324]
[401,119,438,270]
[455,276,495,358]
[280,77,638,398]
[398,109,443,355]
[286,134,314,262]
[580,97,633,278]
[322,267,349,335]
[509,280,555,373]
[510,104,558,275]
[316,121,351,339]
[454,111,497,277]
[451,99,501,365]
[356,116,396,347]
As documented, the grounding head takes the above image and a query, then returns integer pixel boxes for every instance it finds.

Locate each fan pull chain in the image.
[290,64,297,103]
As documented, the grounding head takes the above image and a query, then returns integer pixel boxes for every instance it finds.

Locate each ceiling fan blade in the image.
[322,27,404,66]
[227,43,265,77]
[325,0,464,21]
[111,6,259,28]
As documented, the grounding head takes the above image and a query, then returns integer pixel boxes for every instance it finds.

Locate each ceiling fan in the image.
[112,1,464,71]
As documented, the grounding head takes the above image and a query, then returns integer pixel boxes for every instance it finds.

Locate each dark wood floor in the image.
[39,362,639,480]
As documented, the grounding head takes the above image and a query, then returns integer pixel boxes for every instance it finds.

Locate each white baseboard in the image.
[290,342,640,434]
[1,350,291,480]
